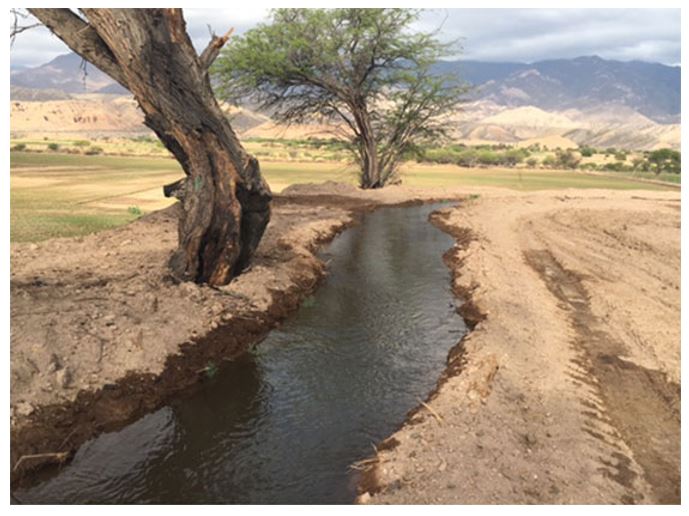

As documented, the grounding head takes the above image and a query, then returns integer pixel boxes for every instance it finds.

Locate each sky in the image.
[10,8,682,69]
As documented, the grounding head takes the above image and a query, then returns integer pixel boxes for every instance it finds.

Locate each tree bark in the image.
[29,8,271,285]
[351,100,381,189]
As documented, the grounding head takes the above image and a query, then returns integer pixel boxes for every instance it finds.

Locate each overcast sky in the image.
[10,8,681,69]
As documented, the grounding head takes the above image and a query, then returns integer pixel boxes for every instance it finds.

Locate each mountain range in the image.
[9,53,681,150]
[435,56,680,124]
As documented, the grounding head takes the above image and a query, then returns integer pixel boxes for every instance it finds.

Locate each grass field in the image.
[10,151,676,242]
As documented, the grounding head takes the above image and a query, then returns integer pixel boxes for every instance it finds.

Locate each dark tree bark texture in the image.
[29,8,271,285]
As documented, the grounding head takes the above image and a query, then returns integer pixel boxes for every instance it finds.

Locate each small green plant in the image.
[47,143,60,151]
[526,158,539,168]
[127,206,142,216]
[11,143,27,152]
[201,361,219,379]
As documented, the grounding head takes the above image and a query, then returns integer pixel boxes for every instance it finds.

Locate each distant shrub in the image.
[127,206,142,216]
[541,155,557,168]
[84,146,104,155]
[526,158,539,168]
[132,135,156,144]
[11,143,27,152]
[476,150,502,166]
[648,148,681,175]
[502,148,529,166]
[614,151,627,161]
[555,149,581,169]
[580,146,594,157]
[602,162,625,172]
[47,143,60,151]
[631,158,645,171]
[420,146,528,168]
[422,148,458,165]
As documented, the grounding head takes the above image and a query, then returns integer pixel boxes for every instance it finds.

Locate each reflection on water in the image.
[18,203,466,504]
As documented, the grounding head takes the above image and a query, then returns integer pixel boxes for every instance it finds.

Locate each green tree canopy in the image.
[213,8,468,188]
[648,148,681,175]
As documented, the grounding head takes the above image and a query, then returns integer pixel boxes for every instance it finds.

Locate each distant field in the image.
[10,151,675,242]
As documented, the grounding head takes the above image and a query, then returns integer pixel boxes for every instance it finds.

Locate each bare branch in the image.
[9,8,41,47]
[199,27,234,70]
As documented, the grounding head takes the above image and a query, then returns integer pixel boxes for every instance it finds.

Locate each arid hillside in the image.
[10,52,680,150]
[10,94,680,151]
[454,102,680,150]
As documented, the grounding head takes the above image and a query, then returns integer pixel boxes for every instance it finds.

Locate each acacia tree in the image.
[648,148,681,175]
[214,8,467,189]
[22,9,272,286]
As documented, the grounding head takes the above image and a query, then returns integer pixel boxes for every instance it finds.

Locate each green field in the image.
[10,151,676,243]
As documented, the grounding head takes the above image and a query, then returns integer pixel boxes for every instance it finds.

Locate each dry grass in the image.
[10,151,672,242]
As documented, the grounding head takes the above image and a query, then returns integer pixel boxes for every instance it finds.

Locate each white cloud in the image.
[9,8,681,68]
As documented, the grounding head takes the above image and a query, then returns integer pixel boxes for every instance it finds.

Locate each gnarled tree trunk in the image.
[29,8,271,285]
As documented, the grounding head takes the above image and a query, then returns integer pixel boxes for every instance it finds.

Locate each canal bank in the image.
[10,183,464,490]
[15,202,467,503]
[362,190,680,504]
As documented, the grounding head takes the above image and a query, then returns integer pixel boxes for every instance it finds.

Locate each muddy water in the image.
[18,203,466,504]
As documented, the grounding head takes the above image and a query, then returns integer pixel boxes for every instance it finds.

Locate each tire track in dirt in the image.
[525,249,680,504]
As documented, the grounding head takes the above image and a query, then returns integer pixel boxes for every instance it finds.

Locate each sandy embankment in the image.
[364,189,680,504]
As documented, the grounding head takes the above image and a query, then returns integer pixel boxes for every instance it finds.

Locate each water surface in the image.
[18,202,466,504]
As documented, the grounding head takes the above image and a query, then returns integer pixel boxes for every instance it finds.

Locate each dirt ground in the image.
[10,183,680,504]
[363,188,680,504]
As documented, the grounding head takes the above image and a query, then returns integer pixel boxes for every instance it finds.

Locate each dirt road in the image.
[365,189,680,504]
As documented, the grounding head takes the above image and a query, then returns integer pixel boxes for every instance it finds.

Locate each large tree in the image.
[23,9,272,286]
[214,8,467,189]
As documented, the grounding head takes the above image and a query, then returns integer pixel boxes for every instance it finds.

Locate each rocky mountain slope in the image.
[437,56,680,124]
[10,53,681,150]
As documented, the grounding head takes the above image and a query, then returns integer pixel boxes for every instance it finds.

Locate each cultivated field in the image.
[10,151,676,242]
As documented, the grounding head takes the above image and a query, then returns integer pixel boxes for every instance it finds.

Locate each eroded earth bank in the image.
[364,189,680,504]
[10,182,457,486]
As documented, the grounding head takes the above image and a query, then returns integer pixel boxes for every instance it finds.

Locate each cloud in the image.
[418,8,681,64]
[9,8,681,69]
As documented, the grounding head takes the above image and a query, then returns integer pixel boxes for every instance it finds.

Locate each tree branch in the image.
[199,27,234,70]
[27,8,128,89]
